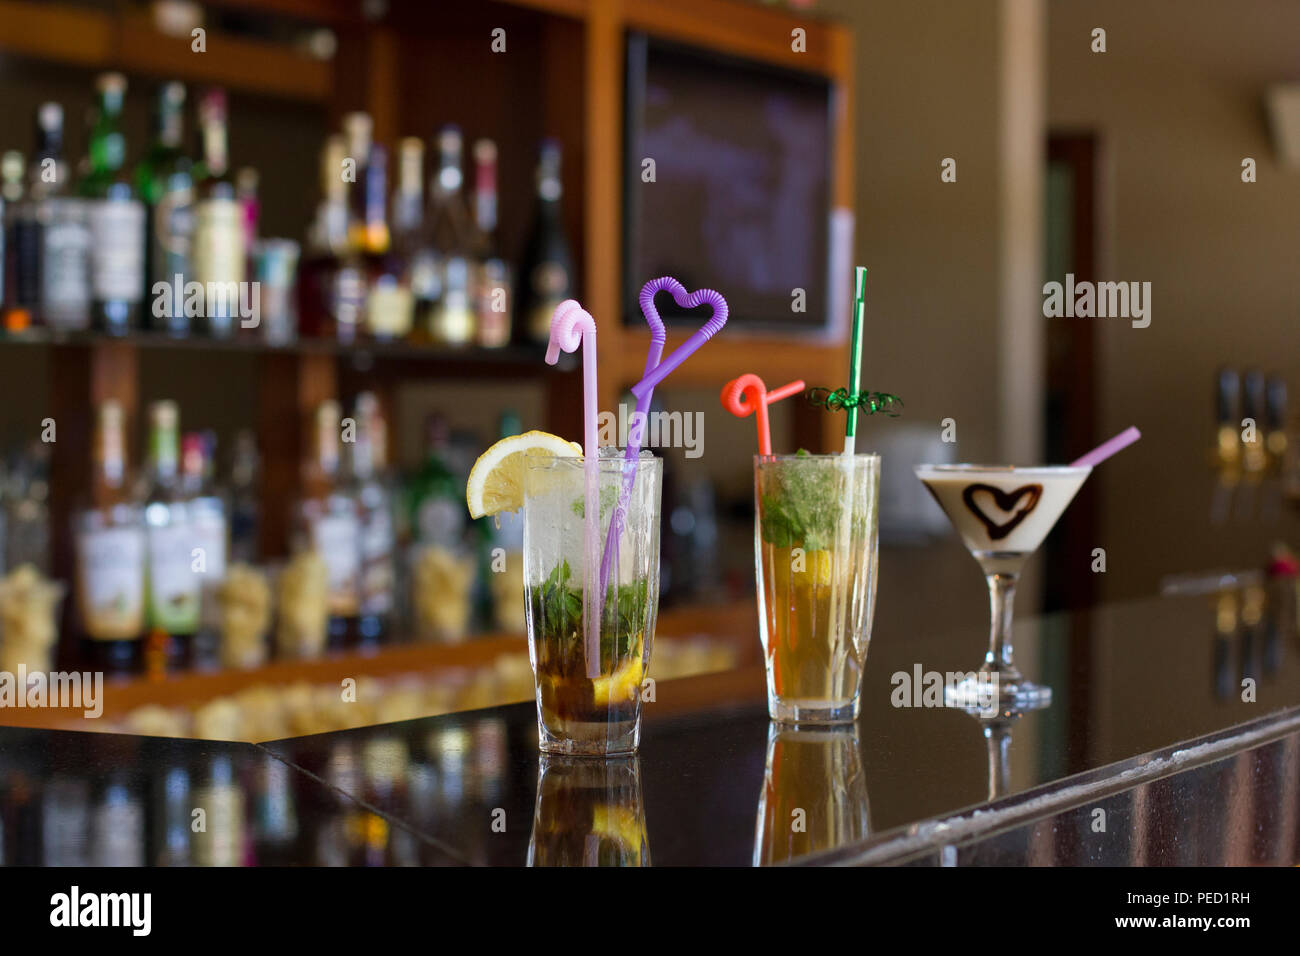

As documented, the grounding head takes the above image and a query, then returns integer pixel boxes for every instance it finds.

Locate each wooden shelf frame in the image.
[580,0,855,453]
[0,0,333,101]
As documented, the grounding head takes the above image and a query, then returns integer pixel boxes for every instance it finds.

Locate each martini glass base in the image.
[944,673,1051,715]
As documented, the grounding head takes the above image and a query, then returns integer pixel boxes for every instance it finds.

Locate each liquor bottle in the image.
[339,113,373,345]
[143,401,199,669]
[517,138,574,344]
[35,102,92,332]
[80,73,146,336]
[342,112,372,250]
[352,393,395,644]
[4,441,51,573]
[422,126,476,345]
[299,135,347,339]
[135,82,193,334]
[228,428,260,564]
[296,400,361,647]
[406,413,465,550]
[0,150,36,332]
[236,167,259,250]
[76,400,146,674]
[181,430,228,663]
[191,89,245,337]
[472,139,512,348]
[302,135,365,344]
[358,145,413,340]
[392,137,437,342]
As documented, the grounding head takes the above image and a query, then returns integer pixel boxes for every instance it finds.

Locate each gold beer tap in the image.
[1236,370,1268,519]
[1210,367,1241,524]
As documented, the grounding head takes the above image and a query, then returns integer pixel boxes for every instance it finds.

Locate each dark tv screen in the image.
[624,34,834,331]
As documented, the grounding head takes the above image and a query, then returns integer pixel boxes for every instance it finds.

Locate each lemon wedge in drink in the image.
[465,431,582,519]
[794,549,834,589]
[594,652,644,705]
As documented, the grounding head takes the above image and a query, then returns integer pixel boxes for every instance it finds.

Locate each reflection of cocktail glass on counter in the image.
[915,464,1090,709]
[524,451,662,755]
[528,755,649,866]
[754,723,870,865]
[755,454,880,723]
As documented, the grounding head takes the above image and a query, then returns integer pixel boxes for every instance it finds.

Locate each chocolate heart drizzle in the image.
[960,483,1043,541]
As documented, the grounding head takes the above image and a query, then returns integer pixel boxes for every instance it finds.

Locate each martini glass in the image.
[914,464,1091,709]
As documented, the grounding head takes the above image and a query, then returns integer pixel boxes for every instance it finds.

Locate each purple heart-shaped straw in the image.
[600,278,729,602]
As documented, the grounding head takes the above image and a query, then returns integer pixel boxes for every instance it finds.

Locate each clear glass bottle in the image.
[191,88,245,337]
[76,400,146,674]
[4,441,51,574]
[422,126,476,346]
[296,400,360,647]
[36,102,93,332]
[352,392,395,645]
[228,428,261,564]
[181,430,228,665]
[358,145,413,341]
[472,139,512,348]
[143,400,199,670]
[392,136,436,343]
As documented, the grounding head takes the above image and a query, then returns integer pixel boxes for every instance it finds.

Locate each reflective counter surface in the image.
[2,594,1299,865]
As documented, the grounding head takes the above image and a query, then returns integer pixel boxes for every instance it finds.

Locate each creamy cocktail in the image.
[915,464,1091,709]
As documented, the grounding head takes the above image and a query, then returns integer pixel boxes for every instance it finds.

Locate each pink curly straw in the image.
[546,299,602,680]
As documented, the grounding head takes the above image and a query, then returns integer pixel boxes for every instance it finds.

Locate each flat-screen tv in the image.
[624,33,837,333]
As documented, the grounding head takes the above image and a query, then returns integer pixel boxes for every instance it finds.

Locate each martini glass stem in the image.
[983,572,1022,681]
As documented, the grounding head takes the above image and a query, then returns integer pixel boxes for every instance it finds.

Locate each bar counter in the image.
[2,593,1299,866]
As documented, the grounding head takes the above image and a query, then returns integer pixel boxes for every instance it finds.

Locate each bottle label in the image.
[88,199,145,303]
[42,201,92,325]
[474,259,511,347]
[192,199,245,317]
[77,526,145,640]
[330,264,365,334]
[417,498,464,547]
[365,276,413,338]
[148,522,201,633]
[312,513,360,613]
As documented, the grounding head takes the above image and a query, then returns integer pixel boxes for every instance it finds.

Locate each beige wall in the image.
[1048,0,1300,600]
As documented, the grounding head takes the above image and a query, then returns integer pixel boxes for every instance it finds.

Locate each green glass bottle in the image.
[79,73,145,336]
[135,82,192,335]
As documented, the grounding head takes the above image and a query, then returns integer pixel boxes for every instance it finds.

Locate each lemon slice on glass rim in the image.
[465,431,583,519]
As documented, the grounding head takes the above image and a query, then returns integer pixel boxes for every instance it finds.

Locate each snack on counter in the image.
[412,545,474,643]
[217,563,273,669]
[276,551,329,660]
[0,565,65,674]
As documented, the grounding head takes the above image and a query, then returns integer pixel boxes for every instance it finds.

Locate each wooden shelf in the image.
[0,600,758,730]
[0,0,332,102]
[1,327,549,373]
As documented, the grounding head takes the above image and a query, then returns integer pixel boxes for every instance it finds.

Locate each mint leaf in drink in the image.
[570,483,619,519]
[758,458,843,549]
[532,561,653,672]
